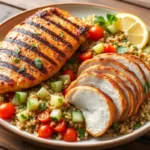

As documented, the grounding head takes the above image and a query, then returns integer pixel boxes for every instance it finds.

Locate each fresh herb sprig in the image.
[93,14,117,28]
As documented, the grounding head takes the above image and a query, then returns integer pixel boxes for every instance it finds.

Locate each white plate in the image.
[0,3,150,149]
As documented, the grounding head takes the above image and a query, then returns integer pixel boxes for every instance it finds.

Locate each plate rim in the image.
[0,2,150,149]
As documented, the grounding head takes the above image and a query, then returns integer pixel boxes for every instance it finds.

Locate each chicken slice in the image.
[65,86,116,137]
[68,73,127,122]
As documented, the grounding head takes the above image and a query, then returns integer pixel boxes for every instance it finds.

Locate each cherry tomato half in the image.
[0,103,15,119]
[104,44,116,53]
[37,111,50,123]
[62,87,69,96]
[88,26,104,41]
[62,70,75,81]
[38,124,53,138]
[62,128,77,142]
[54,120,66,133]
[79,51,92,61]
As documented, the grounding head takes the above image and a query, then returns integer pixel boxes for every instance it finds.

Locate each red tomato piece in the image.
[62,70,75,81]
[104,44,116,53]
[88,26,104,41]
[37,111,50,123]
[62,128,77,142]
[0,103,15,119]
[79,51,92,61]
[5,92,15,102]
[38,124,53,138]
[54,120,66,133]
[62,87,68,96]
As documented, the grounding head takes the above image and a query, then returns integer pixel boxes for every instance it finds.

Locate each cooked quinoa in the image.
[0,14,150,141]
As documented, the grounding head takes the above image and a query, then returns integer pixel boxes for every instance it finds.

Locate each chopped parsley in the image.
[34,58,42,69]
[133,46,138,51]
[21,114,27,119]
[40,101,46,111]
[133,123,141,130]
[13,58,20,63]
[16,47,20,53]
[113,122,120,131]
[93,14,117,27]
[32,44,38,48]
[33,32,41,35]
[59,32,65,38]
[18,67,25,73]
[117,46,128,54]
[77,128,85,139]
[144,81,150,94]
[122,39,128,42]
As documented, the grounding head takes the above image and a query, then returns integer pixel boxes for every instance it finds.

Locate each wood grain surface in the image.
[0,0,150,150]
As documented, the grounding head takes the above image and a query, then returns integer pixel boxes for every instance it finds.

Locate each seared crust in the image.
[65,86,116,137]
[0,7,88,94]
[68,73,127,122]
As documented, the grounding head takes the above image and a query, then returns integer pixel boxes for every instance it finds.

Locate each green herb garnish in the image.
[60,32,65,38]
[32,44,38,48]
[33,32,41,35]
[144,81,150,94]
[21,114,27,119]
[117,46,128,54]
[13,58,20,63]
[93,14,117,27]
[34,58,42,69]
[18,67,25,73]
[40,101,46,111]
[122,39,128,42]
[133,123,141,130]
[16,48,20,53]
[77,128,85,139]
[113,122,120,131]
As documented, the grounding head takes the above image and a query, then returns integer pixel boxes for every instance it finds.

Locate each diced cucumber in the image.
[92,43,104,54]
[59,75,71,84]
[143,46,150,54]
[27,98,39,111]
[37,87,49,99]
[72,110,84,123]
[12,92,27,106]
[16,111,29,122]
[50,95,63,107]
[107,22,119,34]
[50,80,63,92]
[50,109,62,121]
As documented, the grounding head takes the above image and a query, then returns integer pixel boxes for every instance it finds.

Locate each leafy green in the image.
[113,122,120,131]
[77,128,85,139]
[144,81,150,94]
[13,58,20,63]
[40,101,46,111]
[34,58,42,69]
[133,123,141,130]
[21,114,27,119]
[117,46,128,54]
[93,14,117,27]
[59,32,65,38]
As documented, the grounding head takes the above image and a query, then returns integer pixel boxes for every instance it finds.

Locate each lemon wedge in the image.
[116,13,149,49]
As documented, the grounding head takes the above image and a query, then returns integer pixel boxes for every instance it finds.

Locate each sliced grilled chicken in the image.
[68,73,127,122]
[125,54,150,87]
[81,65,136,117]
[65,86,116,137]
[0,7,88,94]
[96,53,147,88]
[77,57,143,114]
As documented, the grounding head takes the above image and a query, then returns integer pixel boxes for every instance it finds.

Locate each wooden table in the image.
[0,0,149,149]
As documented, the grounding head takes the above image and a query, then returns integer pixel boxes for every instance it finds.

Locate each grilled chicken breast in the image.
[0,7,88,94]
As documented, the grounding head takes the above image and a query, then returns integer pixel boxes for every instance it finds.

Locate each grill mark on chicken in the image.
[39,17,80,41]
[0,48,48,74]
[0,60,35,80]
[4,37,57,66]
[0,74,14,82]
[25,20,72,49]
[12,28,66,58]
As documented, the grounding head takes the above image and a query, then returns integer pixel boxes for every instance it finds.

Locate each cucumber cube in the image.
[16,111,29,122]
[37,87,49,99]
[50,95,63,107]
[107,22,119,34]
[50,109,62,121]
[72,110,84,123]
[12,92,27,106]
[59,75,71,84]
[50,80,63,92]
[92,43,104,54]
[27,98,39,111]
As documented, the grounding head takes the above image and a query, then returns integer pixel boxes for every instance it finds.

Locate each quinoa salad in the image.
[0,13,150,142]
